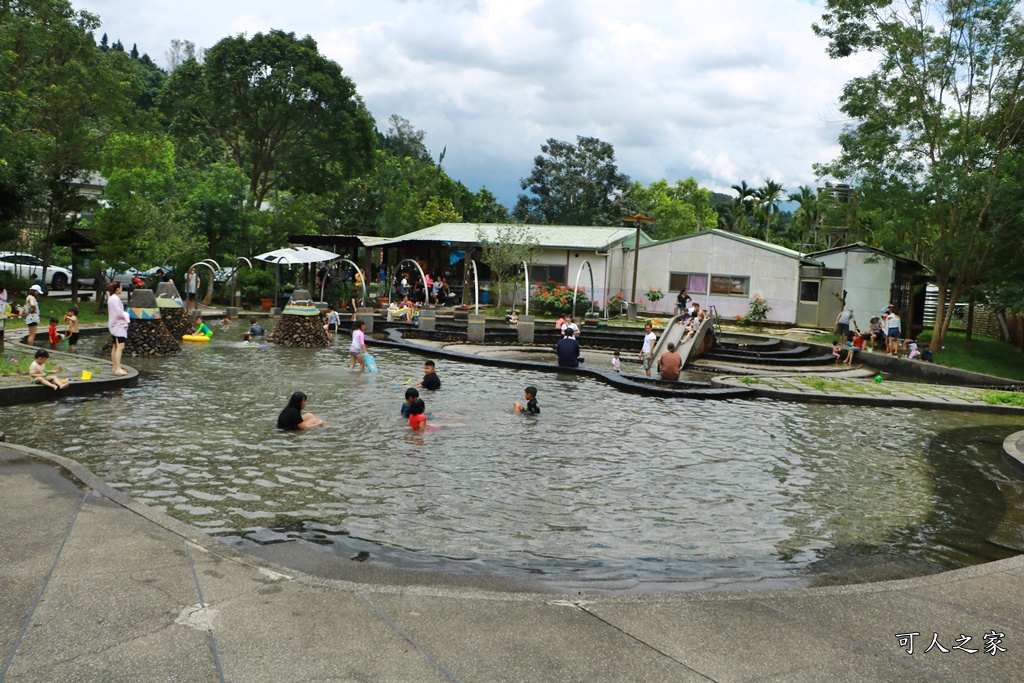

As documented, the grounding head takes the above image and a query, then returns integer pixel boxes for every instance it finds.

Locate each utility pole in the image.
[621,213,655,321]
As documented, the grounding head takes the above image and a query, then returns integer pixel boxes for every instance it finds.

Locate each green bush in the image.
[237,269,276,304]
[0,273,34,296]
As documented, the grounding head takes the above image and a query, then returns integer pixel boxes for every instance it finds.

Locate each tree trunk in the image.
[966,290,975,346]
[930,279,948,352]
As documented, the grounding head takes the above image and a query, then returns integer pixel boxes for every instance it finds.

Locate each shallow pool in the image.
[2,326,1022,591]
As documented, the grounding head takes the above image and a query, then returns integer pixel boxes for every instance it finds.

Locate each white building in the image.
[805,243,925,332]
[617,229,822,323]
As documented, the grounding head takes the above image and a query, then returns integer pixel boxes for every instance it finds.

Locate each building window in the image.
[799,280,820,303]
[529,265,567,285]
[710,275,750,297]
[669,272,708,295]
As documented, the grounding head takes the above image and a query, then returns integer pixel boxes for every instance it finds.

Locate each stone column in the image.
[517,316,535,344]
[467,314,486,343]
[357,307,375,334]
[418,307,436,331]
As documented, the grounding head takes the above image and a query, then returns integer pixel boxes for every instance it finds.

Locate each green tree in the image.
[476,225,539,309]
[381,114,431,163]
[160,29,375,211]
[626,177,717,239]
[0,0,137,266]
[814,0,1024,351]
[514,136,631,225]
[755,178,786,240]
[463,187,510,223]
[91,131,202,267]
[177,161,251,260]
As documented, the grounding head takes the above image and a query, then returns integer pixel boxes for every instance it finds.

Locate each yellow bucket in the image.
[81,370,92,380]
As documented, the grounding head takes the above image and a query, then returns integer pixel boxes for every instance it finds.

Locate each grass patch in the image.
[917,330,1024,382]
[4,296,108,330]
[981,390,1024,407]
[0,357,65,379]
[738,377,763,385]
[809,328,1023,381]
[801,377,829,392]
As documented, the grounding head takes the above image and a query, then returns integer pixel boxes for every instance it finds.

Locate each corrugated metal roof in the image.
[643,228,822,265]
[392,223,654,250]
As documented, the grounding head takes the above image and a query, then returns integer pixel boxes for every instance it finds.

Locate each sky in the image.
[75,0,875,208]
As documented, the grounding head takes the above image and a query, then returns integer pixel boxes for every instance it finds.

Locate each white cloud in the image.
[76,0,874,205]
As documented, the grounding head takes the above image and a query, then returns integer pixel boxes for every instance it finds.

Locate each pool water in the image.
[2,326,1022,592]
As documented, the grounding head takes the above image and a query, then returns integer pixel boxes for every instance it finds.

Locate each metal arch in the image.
[571,261,596,319]
[522,261,531,317]
[335,259,367,306]
[227,257,253,303]
[395,259,428,305]
[187,261,218,308]
[468,259,481,314]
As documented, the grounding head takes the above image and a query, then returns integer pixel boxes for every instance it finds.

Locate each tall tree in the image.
[814,0,1024,351]
[626,178,717,239]
[381,114,431,163]
[514,136,630,225]
[0,0,137,264]
[787,185,820,250]
[160,29,376,211]
[90,131,201,267]
[755,178,786,240]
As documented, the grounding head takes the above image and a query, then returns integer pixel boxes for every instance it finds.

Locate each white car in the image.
[0,252,73,291]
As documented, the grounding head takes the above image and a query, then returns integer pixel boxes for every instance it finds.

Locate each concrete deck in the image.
[4,441,1024,682]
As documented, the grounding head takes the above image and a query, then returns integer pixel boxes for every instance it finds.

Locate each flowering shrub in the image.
[607,292,625,314]
[743,294,771,324]
[645,287,664,304]
[530,281,592,315]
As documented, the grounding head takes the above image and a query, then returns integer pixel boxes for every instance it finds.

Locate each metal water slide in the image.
[649,316,713,370]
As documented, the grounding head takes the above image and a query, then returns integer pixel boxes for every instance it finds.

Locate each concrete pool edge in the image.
[7,438,1024,604]
[0,343,138,406]
[1004,429,1024,475]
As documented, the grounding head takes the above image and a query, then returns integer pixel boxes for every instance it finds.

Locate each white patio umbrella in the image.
[254,246,340,265]
[254,246,341,303]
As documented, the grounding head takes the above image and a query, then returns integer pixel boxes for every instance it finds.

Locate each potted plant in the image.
[368,282,388,308]
[237,269,276,310]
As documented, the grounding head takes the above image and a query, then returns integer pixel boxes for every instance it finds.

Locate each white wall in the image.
[817,250,894,327]
[619,233,802,323]
[515,248,612,312]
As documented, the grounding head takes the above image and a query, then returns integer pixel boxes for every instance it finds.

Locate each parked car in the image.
[0,252,73,291]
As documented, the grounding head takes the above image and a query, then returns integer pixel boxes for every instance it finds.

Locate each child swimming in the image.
[513,386,540,415]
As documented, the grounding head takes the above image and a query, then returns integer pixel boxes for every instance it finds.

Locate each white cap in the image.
[29,284,44,294]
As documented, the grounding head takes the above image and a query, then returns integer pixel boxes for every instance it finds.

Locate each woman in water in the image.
[107,281,130,376]
[277,392,325,430]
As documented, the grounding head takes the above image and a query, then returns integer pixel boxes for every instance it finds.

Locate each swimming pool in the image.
[2,326,1021,592]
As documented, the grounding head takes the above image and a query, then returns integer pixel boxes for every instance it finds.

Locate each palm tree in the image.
[755,178,786,241]
[717,199,749,233]
[731,180,757,204]
[788,185,819,250]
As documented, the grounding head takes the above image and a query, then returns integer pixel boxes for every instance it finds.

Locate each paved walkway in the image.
[714,374,1024,415]
[5,442,1024,682]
